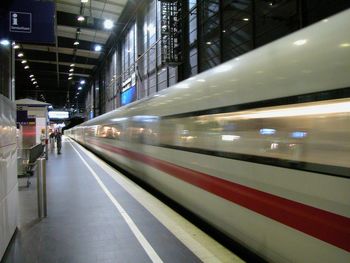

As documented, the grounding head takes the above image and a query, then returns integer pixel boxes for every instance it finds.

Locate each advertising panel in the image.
[121,85,137,106]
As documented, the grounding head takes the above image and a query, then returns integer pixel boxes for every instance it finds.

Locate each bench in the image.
[18,143,44,187]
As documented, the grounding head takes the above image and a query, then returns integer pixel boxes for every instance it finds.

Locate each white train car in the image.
[66,9,350,263]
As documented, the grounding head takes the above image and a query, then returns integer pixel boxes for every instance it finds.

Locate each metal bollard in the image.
[36,158,47,218]
[42,158,47,217]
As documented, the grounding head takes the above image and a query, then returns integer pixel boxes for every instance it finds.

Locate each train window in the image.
[158,98,350,171]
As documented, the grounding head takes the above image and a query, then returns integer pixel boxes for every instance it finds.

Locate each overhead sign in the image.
[9,11,32,33]
[0,0,55,43]
[48,111,69,119]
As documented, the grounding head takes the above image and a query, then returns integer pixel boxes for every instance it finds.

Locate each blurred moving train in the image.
[66,9,350,263]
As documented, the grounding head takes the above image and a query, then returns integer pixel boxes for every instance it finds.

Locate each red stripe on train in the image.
[86,138,350,252]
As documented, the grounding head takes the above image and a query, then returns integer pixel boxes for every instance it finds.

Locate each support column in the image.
[0,44,12,99]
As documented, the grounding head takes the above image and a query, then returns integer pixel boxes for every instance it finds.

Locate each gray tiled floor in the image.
[1,138,201,263]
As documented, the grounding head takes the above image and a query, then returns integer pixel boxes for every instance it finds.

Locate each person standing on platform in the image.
[49,131,55,150]
[56,130,62,154]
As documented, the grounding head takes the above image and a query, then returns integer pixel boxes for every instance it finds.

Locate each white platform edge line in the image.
[68,140,164,263]
[69,138,244,263]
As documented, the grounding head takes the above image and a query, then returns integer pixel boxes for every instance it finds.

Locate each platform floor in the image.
[1,137,243,263]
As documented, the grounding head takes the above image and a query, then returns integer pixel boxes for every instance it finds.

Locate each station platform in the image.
[1,136,243,263]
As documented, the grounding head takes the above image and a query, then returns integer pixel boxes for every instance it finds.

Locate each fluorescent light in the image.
[73,41,79,45]
[0,39,10,46]
[31,78,35,81]
[81,0,88,3]
[21,60,27,64]
[293,39,307,46]
[70,64,75,67]
[340,43,350,47]
[94,45,102,52]
[104,19,114,29]
[69,68,74,72]
[68,77,72,80]
[243,18,249,21]
[29,74,34,78]
[33,81,37,84]
[80,80,85,84]
[13,44,20,49]
[24,65,29,69]
[18,53,24,57]
[77,16,85,21]
[222,135,240,141]
[78,87,82,90]
[69,73,73,76]
[206,41,212,45]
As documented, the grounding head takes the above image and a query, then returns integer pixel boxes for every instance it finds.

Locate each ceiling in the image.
[15,0,128,109]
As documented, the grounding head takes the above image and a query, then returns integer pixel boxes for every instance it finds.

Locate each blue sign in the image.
[9,11,31,33]
[0,0,55,43]
[121,85,137,106]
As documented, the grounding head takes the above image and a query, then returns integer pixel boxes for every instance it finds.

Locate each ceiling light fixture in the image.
[36,85,39,88]
[70,64,75,67]
[243,18,250,21]
[80,80,85,85]
[81,0,88,3]
[24,65,29,69]
[78,87,82,90]
[340,43,350,47]
[293,39,307,46]
[104,19,114,29]
[68,77,73,80]
[13,44,20,49]
[69,73,73,76]
[69,68,74,72]
[0,39,10,46]
[33,81,37,84]
[94,45,102,52]
[31,78,35,81]
[77,16,85,22]
[73,41,79,45]
[29,74,34,78]
[18,53,24,57]
[21,60,27,64]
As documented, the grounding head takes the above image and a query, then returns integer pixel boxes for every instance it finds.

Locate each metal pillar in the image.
[36,158,47,218]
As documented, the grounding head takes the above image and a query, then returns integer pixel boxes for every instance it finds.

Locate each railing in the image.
[106,39,162,96]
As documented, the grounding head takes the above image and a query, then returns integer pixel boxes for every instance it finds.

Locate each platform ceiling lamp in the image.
[104,19,114,29]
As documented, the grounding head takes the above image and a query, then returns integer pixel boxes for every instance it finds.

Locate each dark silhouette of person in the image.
[56,131,62,154]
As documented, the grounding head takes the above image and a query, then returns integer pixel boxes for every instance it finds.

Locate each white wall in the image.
[0,95,18,259]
